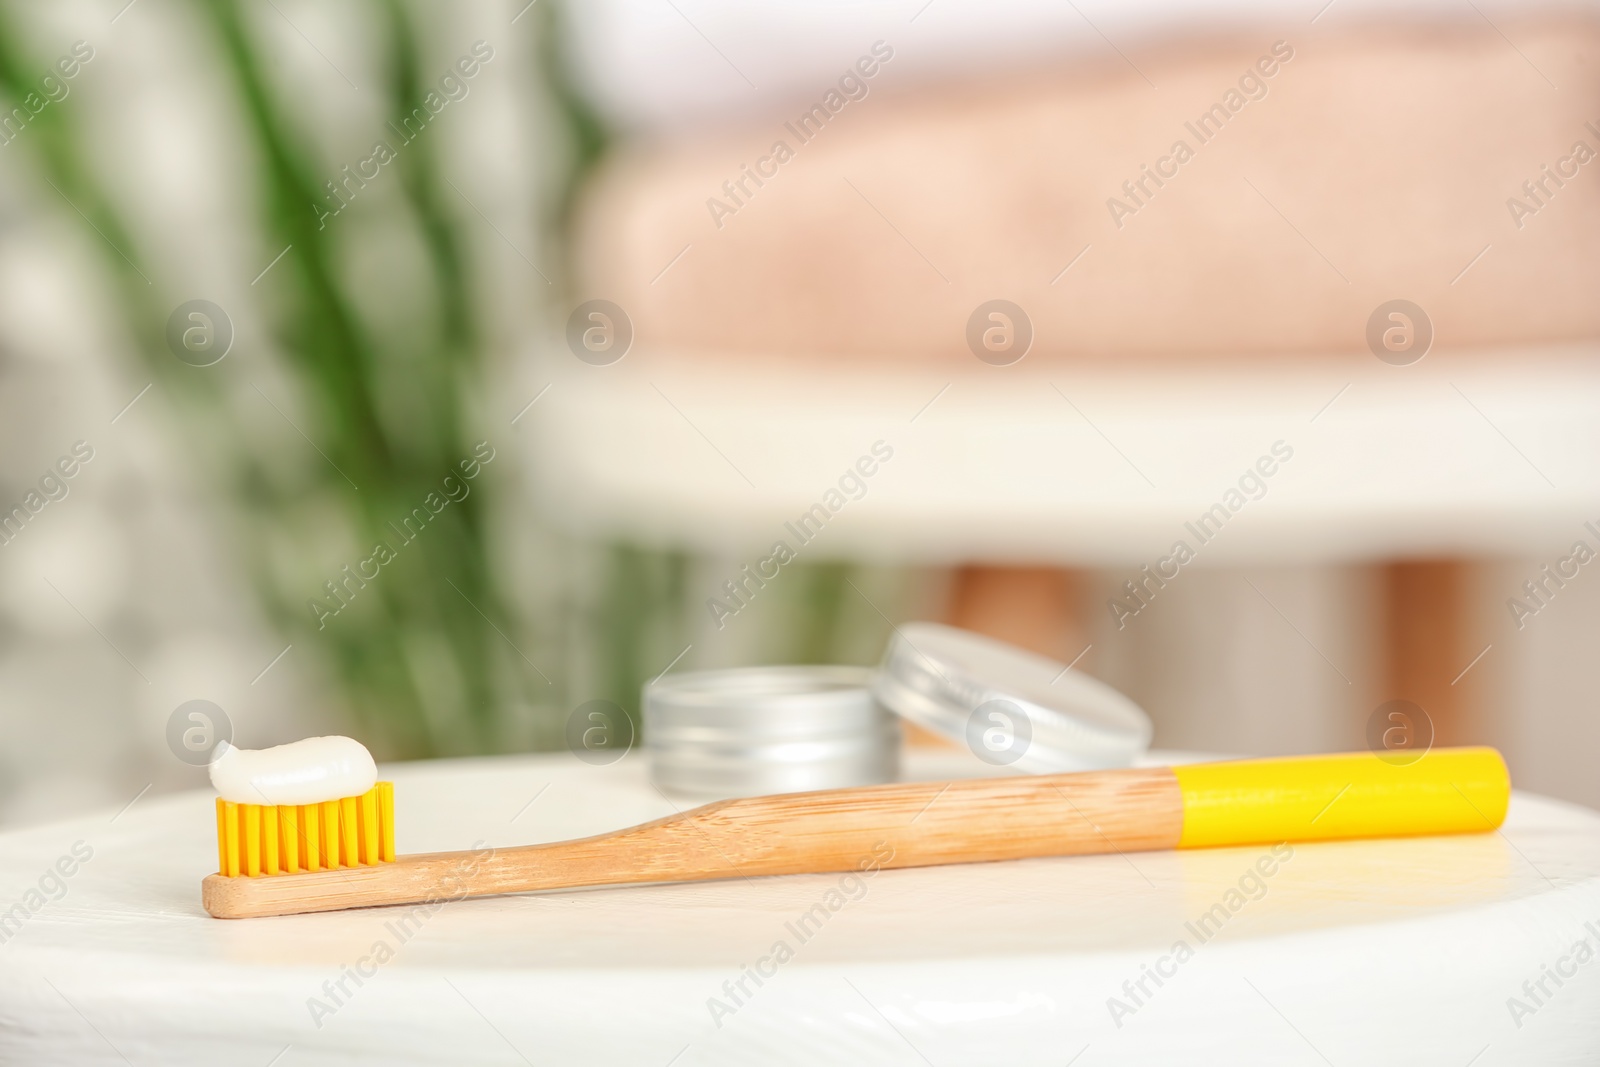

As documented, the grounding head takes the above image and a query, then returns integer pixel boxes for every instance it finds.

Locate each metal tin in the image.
[871,622,1152,772]
[645,666,899,797]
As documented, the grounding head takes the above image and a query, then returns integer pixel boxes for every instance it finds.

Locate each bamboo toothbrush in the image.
[203,746,1509,919]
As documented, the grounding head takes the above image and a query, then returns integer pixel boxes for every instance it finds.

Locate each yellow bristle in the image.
[280,806,300,873]
[243,805,261,877]
[360,788,379,865]
[263,805,280,875]
[222,799,240,876]
[339,795,360,867]
[302,803,321,872]
[214,785,395,878]
[322,799,341,869]
[215,799,227,875]
[378,781,395,861]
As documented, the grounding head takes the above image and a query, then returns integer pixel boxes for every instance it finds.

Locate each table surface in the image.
[2,749,1598,1066]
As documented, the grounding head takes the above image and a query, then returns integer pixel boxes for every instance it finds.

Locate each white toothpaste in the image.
[208,736,377,805]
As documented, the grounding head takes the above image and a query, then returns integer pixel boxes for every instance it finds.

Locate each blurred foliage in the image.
[0,0,531,758]
[0,0,910,762]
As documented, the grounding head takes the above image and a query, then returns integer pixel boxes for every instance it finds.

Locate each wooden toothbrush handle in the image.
[202,767,1183,918]
[204,749,1510,918]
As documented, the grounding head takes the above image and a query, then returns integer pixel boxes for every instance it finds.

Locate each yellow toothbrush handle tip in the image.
[1173,746,1510,848]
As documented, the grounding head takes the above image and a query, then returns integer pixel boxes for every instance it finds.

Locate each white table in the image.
[2,750,1598,1065]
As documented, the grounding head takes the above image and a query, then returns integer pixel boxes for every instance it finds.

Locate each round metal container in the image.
[872,621,1152,772]
[644,666,900,797]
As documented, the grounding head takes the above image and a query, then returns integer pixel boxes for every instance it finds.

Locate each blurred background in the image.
[1,0,1598,827]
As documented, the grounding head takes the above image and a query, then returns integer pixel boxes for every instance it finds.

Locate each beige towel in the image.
[576,20,1600,364]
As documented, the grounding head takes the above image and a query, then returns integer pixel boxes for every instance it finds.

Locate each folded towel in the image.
[576,19,1600,362]
[564,0,1552,133]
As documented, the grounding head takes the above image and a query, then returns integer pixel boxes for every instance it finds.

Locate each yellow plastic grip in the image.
[1173,746,1510,849]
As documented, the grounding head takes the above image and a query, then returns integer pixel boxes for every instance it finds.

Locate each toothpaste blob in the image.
[208,736,377,805]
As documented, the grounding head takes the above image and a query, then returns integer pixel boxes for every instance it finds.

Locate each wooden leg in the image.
[1381,559,1471,746]
[902,565,1089,750]
[946,565,1088,660]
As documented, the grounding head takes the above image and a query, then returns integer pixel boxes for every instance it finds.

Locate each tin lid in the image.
[645,665,899,797]
[871,622,1152,772]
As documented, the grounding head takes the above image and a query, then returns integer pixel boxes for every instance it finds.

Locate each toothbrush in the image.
[203,746,1509,919]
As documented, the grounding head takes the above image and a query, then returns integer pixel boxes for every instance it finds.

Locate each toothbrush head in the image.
[215,782,393,877]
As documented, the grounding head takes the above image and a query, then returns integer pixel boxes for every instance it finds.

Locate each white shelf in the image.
[526,346,1600,566]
